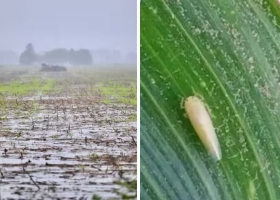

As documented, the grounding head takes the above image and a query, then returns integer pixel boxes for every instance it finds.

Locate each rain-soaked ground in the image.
[0,67,137,200]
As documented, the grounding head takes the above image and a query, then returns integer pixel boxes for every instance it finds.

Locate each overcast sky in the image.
[0,0,137,54]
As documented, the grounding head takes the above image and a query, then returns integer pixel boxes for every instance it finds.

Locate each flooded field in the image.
[0,66,137,200]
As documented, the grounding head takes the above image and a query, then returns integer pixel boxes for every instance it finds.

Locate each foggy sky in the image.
[0,0,137,54]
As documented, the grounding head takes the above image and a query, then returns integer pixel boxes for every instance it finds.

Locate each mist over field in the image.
[0,0,137,65]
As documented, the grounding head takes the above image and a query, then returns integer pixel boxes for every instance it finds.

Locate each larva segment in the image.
[184,96,222,161]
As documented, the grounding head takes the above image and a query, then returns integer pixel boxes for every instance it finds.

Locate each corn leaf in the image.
[141,0,280,199]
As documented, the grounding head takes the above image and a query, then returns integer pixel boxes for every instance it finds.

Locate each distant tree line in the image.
[19,43,93,66]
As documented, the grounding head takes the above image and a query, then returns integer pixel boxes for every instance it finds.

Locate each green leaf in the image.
[140,0,280,199]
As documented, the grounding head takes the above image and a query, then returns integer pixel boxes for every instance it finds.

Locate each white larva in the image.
[184,96,222,161]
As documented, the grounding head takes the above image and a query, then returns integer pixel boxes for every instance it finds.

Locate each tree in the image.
[26,43,34,52]
[41,48,93,66]
[41,48,69,64]
[19,43,38,65]
[69,49,92,66]
[19,45,93,66]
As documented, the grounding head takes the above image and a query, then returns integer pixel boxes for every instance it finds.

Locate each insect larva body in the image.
[184,96,222,161]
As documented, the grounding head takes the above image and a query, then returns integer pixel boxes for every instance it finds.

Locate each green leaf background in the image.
[140,0,280,199]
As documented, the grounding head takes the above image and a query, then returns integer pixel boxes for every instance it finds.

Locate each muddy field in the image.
[0,66,137,200]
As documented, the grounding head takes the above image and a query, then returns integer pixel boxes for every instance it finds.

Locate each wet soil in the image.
[0,95,137,200]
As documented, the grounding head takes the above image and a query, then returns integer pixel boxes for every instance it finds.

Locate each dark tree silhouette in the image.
[19,43,38,65]
[40,48,69,64]
[41,48,92,66]
[69,49,92,65]
[19,44,93,66]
